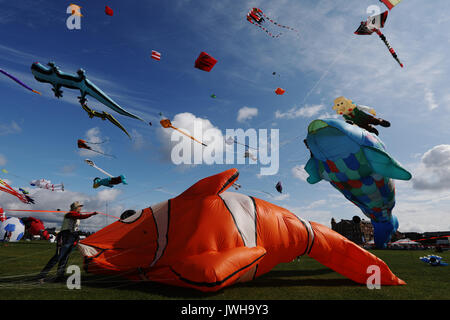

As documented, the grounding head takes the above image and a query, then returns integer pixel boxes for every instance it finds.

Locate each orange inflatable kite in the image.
[79,169,405,292]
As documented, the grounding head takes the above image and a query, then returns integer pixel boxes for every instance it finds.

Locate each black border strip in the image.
[291,214,311,256]
[249,196,258,246]
[149,206,159,266]
[170,253,266,288]
[217,171,239,195]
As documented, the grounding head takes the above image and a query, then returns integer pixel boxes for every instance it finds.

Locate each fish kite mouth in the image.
[307,120,329,134]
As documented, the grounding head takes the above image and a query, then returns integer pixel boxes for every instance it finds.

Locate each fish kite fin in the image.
[304,157,323,184]
[170,246,266,292]
[362,146,412,180]
[177,168,239,198]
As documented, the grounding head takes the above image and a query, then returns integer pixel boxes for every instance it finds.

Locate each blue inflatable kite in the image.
[31,62,142,120]
[420,255,448,266]
[304,119,412,248]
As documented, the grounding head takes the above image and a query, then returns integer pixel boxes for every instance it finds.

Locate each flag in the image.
[151,50,161,61]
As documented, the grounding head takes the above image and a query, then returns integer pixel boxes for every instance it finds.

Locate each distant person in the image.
[2,231,12,246]
[38,202,98,283]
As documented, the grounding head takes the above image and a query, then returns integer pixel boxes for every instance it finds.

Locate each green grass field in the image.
[0,241,448,300]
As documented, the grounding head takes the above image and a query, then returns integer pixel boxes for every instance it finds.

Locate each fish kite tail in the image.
[307,221,406,286]
[372,215,398,249]
[32,90,42,95]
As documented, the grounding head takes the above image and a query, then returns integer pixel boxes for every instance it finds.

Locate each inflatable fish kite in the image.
[93,175,127,189]
[304,119,412,248]
[78,168,405,292]
[419,255,448,267]
[30,62,142,120]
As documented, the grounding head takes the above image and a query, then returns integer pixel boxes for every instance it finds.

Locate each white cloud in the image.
[412,145,450,190]
[0,154,6,166]
[275,104,324,119]
[292,165,309,182]
[0,121,22,135]
[78,127,109,158]
[424,88,439,110]
[131,129,145,151]
[237,106,258,123]
[157,112,224,164]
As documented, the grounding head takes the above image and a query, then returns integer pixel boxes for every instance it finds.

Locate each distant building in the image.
[331,217,374,244]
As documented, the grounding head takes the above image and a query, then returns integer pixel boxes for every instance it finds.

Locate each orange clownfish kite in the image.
[79,169,405,292]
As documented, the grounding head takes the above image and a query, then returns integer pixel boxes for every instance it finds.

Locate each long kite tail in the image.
[375,30,404,68]
[88,148,116,159]
[247,19,282,38]
[0,69,41,94]
[260,12,298,32]
[170,125,207,147]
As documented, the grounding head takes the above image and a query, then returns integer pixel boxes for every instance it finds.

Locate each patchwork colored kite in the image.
[160,118,207,146]
[304,119,412,248]
[246,8,298,38]
[194,52,217,72]
[355,11,404,67]
[30,62,143,119]
[0,69,41,95]
[79,169,405,292]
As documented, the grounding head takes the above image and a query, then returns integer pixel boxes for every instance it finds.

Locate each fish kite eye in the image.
[120,210,143,223]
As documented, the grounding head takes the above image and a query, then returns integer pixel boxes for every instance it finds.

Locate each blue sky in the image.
[0,0,449,232]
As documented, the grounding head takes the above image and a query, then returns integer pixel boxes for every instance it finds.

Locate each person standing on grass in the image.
[38,202,98,283]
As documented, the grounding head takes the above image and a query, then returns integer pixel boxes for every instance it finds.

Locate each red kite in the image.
[194,52,217,72]
[275,88,286,95]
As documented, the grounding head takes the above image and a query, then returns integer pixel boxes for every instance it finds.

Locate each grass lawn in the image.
[0,241,449,300]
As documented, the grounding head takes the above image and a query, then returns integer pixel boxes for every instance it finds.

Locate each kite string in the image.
[2,208,119,219]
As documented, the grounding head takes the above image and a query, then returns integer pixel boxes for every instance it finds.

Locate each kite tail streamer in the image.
[248,19,282,38]
[260,12,298,32]
[171,126,208,147]
[2,208,119,219]
[0,69,41,94]
[375,30,403,68]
